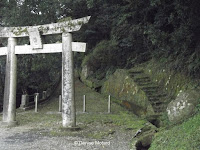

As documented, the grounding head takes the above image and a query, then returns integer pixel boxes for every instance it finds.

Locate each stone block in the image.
[20,94,29,108]
[101,69,155,117]
[167,90,200,123]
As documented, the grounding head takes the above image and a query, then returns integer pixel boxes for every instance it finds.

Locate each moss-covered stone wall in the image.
[142,60,199,99]
[101,69,154,117]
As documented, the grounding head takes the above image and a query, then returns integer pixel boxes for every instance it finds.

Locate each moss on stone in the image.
[12,27,28,36]
[101,69,154,117]
[84,79,94,88]
[143,59,197,98]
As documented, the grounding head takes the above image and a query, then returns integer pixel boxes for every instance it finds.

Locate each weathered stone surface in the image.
[20,94,29,108]
[80,65,93,81]
[136,132,154,149]
[134,123,157,149]
[80,65,104,90]
[0,42,87,56]
[3,37,17,125]
[62,33,76,128]
[101,69,154,117]
[167,90,200,123]
[0,16,91,38]
[27,27,43,49]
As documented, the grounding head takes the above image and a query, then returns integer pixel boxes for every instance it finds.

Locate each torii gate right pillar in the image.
[62,32,76,127]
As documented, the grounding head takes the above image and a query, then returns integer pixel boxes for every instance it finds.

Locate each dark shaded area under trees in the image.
[0,0,200,102]
[83,0,200,79]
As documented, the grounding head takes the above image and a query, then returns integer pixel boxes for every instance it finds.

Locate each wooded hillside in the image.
[0,0,200,101]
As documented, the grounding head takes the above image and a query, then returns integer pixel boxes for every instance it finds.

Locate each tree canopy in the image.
[1,0,200,101]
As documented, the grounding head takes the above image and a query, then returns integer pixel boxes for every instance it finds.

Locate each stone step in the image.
[146,92,167,97]
[137,82,153,86]
[151,101,165,106]
[128,68,144,74]
[153,103,166,107]
[134,78,151,84]
[146,92,158,96]
[142,89,159,94]
[151,99,168,104]
[154,108,165,113]
[142,89,159,93]
[129,67,169,114]
[129,74,150,80]
[154,112,163,116]
[134,75,150,80]
[140,85,159,90]
[152,104,166,111]
[149,98,160,102]
[154,108,166,113]
[154,110,163,113]
[150,92,167,96]
[146,114,163,124]
[148,95,160,99]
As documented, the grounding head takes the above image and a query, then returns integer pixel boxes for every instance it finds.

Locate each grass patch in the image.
[15,97,62,128]
[77,111,146,130]
[149,113,200,150]
[87,129,115,139]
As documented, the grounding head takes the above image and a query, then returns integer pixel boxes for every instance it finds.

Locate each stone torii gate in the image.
[0,16,91,128]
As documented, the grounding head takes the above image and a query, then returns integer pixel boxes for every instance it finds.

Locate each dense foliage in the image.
[1,0,200,100]
[83,0,200,78]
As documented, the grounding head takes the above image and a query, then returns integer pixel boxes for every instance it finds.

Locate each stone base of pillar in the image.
[60,126,81,131]
[0,121,18,127]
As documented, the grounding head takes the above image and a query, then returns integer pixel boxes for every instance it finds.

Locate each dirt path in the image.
[0,80,144,150]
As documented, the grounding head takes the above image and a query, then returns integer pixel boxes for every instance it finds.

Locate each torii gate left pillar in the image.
[2,37,17,126]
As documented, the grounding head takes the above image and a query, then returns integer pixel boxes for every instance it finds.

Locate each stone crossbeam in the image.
[0,42,86,55]
[0,16,90,38]
[0,47,7,55]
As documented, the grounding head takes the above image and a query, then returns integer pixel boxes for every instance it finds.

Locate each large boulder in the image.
[101,69,154,117]
[167,90,200,123]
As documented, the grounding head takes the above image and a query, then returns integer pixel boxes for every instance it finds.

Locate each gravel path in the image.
[0,125,136,150]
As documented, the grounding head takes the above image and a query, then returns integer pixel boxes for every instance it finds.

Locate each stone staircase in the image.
[128,68,169,115]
